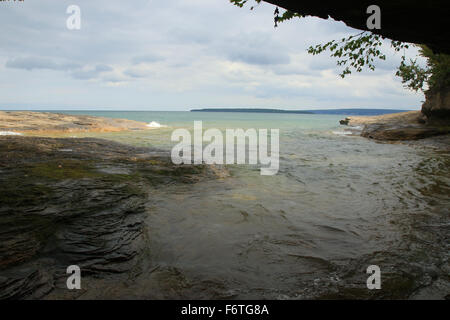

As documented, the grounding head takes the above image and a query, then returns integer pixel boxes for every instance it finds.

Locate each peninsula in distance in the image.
[190,108,412,116]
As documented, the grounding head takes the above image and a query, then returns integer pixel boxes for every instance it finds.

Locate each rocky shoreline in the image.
[0,110,448,299]
[0,136,225,299]
[0,111,152,134]
[340,111,450,142]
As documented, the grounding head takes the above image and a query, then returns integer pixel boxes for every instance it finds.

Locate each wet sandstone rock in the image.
[0,111,152,134]
[339,111,450,141]
[0,136,218,299]
[422,85,450,124]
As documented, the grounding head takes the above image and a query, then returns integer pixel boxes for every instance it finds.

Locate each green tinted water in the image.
[53,111,450,298]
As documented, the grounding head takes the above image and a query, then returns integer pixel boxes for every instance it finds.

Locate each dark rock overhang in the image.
[263,0,450,54]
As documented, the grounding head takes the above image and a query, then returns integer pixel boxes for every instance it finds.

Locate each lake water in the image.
[52,111,450,299]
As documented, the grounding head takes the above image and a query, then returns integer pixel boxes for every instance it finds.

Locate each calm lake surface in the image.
[52,111,449,299]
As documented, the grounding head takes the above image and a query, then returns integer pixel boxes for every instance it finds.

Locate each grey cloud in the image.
[71,64,114,80]
[132,54,164,65]
[6,56,114,81]
[123,68,148,78]
[102,74,127,83]
[248,84,312,99]
[0,0,422,109]
[271,65,315,76]
[308,57,340,71]
[5,56,80,71]
[228,51,290,66]
[95,64,113,72]
[221,33,291,66]
[167,27,212,45]
[71,70,98,80]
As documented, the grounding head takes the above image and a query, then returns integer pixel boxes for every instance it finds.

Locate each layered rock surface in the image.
[0,111,151,134]
[0,136,219,299]
[422,85,450,123]
[340,111,450,141]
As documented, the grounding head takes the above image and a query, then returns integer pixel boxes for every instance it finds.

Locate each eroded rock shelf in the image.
[0,136,222,299]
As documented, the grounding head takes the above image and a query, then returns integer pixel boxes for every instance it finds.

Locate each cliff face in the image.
[264,0,450,124]
[422,84,450,124]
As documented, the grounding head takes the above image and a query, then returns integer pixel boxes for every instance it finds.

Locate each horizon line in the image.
[0,107,418,112]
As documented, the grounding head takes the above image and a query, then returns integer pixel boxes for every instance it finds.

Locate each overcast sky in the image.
[0,0,425,111]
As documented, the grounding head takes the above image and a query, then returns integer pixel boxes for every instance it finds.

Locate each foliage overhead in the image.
[230,0,303,27]
[396,45,450,93]
[308,32,408,78]
[229,0,450,94]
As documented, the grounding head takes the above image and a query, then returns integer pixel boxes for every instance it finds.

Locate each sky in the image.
[0,0,426,111]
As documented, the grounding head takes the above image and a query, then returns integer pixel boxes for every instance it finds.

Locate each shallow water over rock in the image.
[1,112,449,299]
[0,137,221,299]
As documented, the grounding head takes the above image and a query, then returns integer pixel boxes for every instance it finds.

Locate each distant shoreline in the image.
[190,108,413,116]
